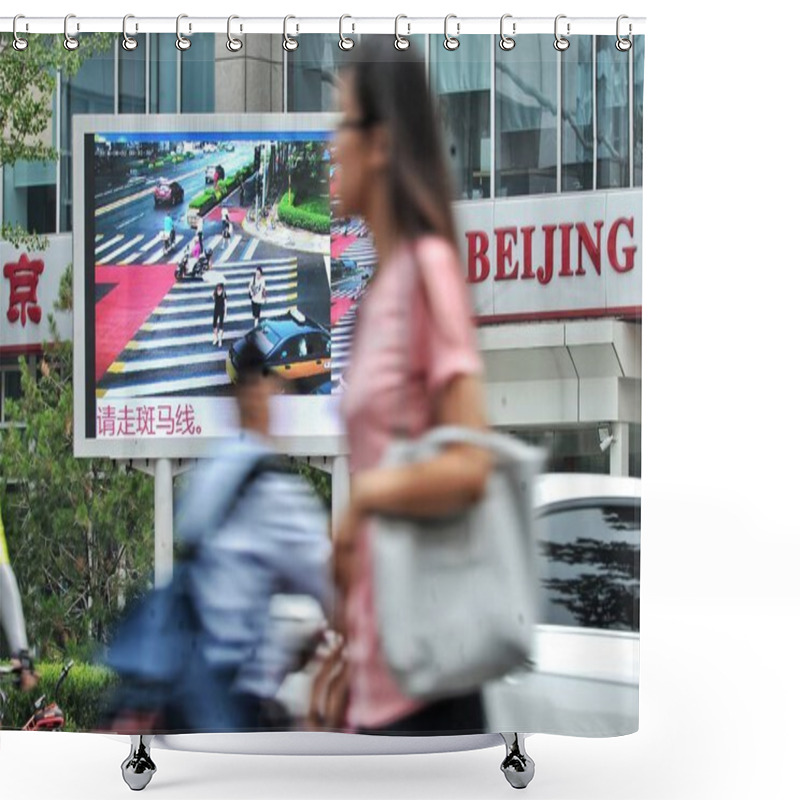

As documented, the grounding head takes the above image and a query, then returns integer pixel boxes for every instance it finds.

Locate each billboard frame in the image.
[73,112,347,460]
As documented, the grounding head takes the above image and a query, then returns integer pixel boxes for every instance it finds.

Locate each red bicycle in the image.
[0,660,73,731]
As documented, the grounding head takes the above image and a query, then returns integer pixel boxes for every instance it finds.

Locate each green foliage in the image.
[189,189,216,210]
[0,661,118,732]
[0,266,155,661]
[292,462,332,508]
[0,32,115,169]
[0,32,115,252]
[278,191,330,234]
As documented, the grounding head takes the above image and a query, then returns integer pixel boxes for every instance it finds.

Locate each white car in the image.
[484,473,641,735]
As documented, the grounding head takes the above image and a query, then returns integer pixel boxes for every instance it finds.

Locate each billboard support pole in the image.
[331,455,350,536]
[153,458,174,587]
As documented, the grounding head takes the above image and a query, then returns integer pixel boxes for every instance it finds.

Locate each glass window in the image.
[119,39,146,113]
[180,34,215,113]
[633,37,645,186]
[149,34,178,113]
[496,35,557,197]
[3,164,57,235]
[1,365,24,424]
[561,35,594,192]
[430,35,491,200]
[538,502,640,631]
[59,35,115,232]
[286,34,347,112]
[596,36,630,189]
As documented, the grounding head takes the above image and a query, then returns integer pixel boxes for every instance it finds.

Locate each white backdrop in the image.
[3,1,799,798]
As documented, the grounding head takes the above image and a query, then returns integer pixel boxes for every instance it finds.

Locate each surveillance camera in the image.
[599,435,615,453]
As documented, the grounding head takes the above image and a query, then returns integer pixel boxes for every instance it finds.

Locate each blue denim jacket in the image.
[175,433,333,699]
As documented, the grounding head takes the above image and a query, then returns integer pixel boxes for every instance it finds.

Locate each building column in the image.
[331,455,350,534]
[153,458,174,587]
[610,422,630,477]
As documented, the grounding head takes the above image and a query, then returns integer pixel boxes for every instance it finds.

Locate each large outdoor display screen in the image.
[74,114,350,459]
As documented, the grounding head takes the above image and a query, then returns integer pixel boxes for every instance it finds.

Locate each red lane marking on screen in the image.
[94,265,176,382]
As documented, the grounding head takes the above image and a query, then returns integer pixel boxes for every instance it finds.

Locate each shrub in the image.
[0,661,119,732]
[278,191,330,234]
[189,189,216,211]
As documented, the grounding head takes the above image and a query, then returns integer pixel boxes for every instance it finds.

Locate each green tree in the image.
[0,265,155,661]
[0,32,115,250]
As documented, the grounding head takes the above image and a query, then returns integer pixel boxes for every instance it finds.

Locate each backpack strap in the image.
[175,453,287,561]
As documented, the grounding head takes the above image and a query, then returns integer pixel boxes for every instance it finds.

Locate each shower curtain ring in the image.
[12,15,29,51]
[394,15,410,50]
[444,14,460,50]
[283,16,299,51]
[176,14,191,51]
[121,15,138,51]
[616,15,633,51]
[499,13,516,51]
[339,15,355,50]
[227,15,243,52]
[554,14,570,51]
[64,14,80,51]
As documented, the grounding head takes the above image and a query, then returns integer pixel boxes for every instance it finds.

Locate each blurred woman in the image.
[331,36,492,736]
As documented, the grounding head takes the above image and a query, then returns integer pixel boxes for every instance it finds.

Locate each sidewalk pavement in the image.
[241,211,329,255]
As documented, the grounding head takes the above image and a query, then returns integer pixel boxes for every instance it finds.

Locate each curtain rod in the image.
[0,15,646,37]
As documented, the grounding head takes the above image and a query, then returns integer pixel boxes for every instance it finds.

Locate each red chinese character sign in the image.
[3,254,44,327]
[1,239,72,355]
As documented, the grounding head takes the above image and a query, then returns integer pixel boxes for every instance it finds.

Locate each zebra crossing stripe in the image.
[244,238,259,261]
[98,234,144,265]
[120,234,163,265]
[99,372,232,399]
[207,235,222,252]
[108,351,228,374]
[143,234,185,265]
[125,317,288,351]
[140,298,298,331]
[164,270,297,295]
[216,235,242,264]
[94,234,124,255]
[153,284,299,314]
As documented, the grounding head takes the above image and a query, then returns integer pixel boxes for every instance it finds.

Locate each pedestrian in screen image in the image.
[196,214,205,249]
[212,281,227,347]
[249,266,267,323]
[329,36,492,736]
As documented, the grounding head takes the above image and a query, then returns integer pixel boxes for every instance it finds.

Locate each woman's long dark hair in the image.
[340,36,458,251]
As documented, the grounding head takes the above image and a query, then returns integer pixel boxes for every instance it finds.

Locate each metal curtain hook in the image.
[283,15,298,51]
[499,13,516,51]
[176,14,191,51]
[444,14,460,51]
[394,15,410,51]
[554,14,570,51]
[12,14,29,51]
[616,14,632,51]
[121,15,138,51]
[339,15,355,50]
[64,14,79,51]
[227,15,243,52]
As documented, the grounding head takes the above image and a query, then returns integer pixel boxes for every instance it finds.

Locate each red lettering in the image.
[608,217,637,273]
[494,227,518,280]
[465,231,490,283]
[559,224,574,277]
[520,226,536,279]
[576,222,604,276]
[537,225,557,285]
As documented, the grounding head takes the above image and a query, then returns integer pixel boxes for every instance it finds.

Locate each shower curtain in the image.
[0,22,642,739]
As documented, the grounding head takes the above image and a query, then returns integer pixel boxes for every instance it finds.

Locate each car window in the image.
[537,502,640,632]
